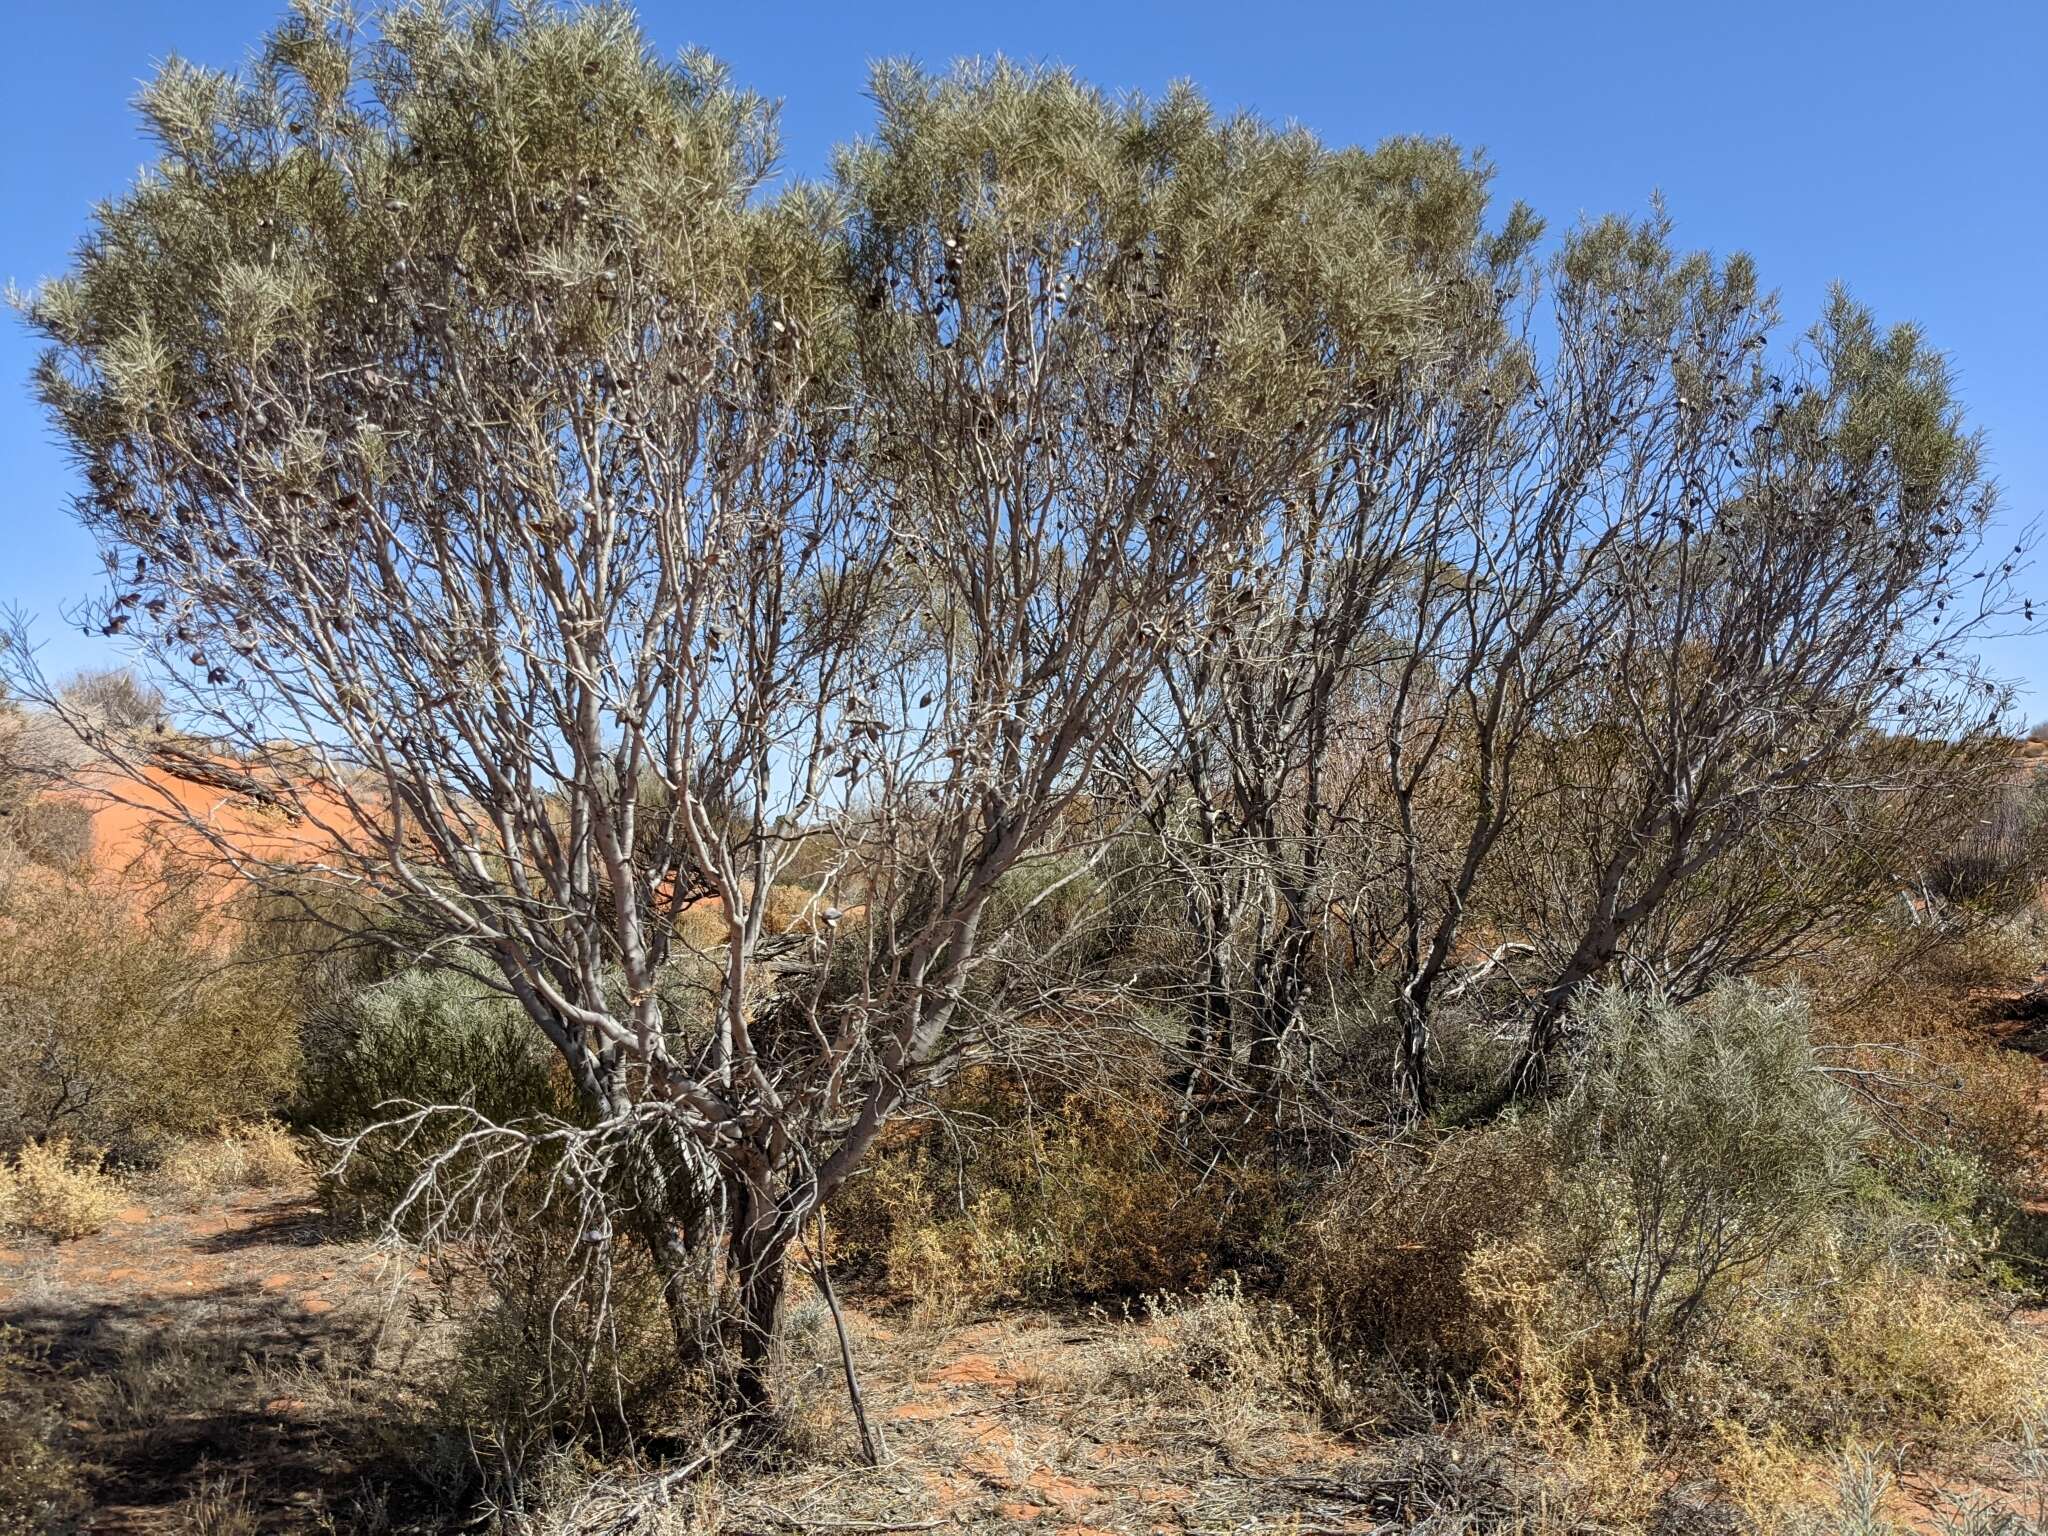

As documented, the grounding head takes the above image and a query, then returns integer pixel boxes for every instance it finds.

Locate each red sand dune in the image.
[55,756,371,922]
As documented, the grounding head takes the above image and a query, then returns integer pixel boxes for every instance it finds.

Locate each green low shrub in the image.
[296,960,574,1230]
[1552,982,1866,1372]
[295,961,564,1134]
[0,868,300,1161]
[1290,982,2044,1449]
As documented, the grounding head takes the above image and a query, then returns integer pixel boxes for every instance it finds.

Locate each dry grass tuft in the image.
[512,1448,730,1536]
[1063,1279,1390,1457]
[1726,1259,2048,1448]
[174,1469,262,1536]
[829,1070,1279,1322]
[1810,973,2047,1192]
[0,1138,127,1240]
[1290,1121,1558,1376]
[0,1326,87,1536]
[1706,1419,1821,1535]
[155,1121,306,1206]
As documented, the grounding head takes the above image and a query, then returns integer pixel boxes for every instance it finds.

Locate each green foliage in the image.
[298,959,573,1228]
[1552,984,1866,1369]
[296,960,562,1134]
[838,56,1519,401]
[0,867,300,1161]
[26,2,822,442]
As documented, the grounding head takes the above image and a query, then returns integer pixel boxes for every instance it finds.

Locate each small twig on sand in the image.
[751,1511,946,1533]
[808,1206,887,1468]
[579,1433,738,1536]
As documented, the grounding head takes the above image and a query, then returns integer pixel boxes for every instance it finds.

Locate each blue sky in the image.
[4,0,2042,714]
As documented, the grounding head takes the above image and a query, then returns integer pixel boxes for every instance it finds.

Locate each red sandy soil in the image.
[0,1190,378,1326]
[0,1187,1397,1533]
[0,1188,409,1533]
[74,759,365,893]
[4,984,2047,1531]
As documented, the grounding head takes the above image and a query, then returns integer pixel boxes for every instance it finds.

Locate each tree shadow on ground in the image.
[187,1196,331,1255]
[0,1278,469,1533]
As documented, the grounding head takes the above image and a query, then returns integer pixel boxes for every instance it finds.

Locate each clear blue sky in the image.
[4,1,2043,714]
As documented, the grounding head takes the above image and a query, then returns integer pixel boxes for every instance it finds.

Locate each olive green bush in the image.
[1551,983,1867,1371]
[298,960,575,1229]
[296,961,564,1135]
[1290,981,2045,1459]
[0,860,300,1161]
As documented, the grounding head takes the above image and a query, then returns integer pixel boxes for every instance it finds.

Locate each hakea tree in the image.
[1368,217,2021,1112]
[1136,201,2023,1122]
[1359,215,1799,1118]
[1129,141,1539,1111]
[1492,281,2018,1097]
[10,4,1455,1417]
